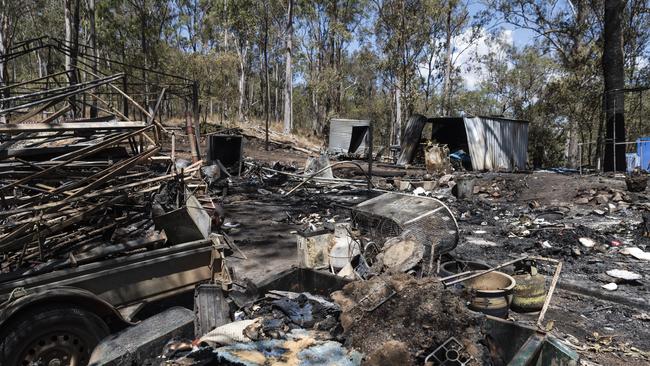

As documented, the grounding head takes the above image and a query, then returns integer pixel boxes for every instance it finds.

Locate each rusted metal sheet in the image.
[463,116,529,171]
[89,307,194,366]
[484,316,579,365]
[194,284,231,337]
[153,193,211,245]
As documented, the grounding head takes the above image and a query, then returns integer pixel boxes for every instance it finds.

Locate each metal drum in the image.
[511,271,547,313]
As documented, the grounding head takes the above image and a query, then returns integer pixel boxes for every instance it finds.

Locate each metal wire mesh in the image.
[351,193,458,257]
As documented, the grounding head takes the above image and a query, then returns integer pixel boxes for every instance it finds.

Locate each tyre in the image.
[0,304,110,366]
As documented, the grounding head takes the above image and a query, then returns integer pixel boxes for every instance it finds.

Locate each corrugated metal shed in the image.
[463,116,529,171]
[328,118,370,154]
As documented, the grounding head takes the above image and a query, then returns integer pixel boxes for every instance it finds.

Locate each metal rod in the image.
[0,72,123,104]
[579,144,582,175]
[0,70,69,93]
[171,132,176,167]
[79,66,152,119]
[537,261,563,329]
[248,163,367,184]
[441,256,528,286]
[186,111,199,163]
[192,81,202,159]
[614,95,617,173]
[0,74,124,114]
[284,161,374,196]
[0,126,152,193]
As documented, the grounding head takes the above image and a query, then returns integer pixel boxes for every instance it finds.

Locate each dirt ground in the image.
[332,274,487,365]
[194,129,649,365]
[451,172,650,365]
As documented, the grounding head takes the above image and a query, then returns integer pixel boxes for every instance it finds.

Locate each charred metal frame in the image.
[0,36,202,159]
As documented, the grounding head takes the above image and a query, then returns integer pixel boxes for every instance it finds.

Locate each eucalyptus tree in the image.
[373,0,431,145]
[488,0,650,169]
[296,0,367,136]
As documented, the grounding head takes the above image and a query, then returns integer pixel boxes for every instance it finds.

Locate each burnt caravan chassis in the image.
[0,238,221,366]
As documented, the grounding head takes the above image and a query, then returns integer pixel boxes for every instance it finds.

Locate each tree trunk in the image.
[441,4,453,116]
[424,40,435,113]
[394,86,402,146]
[331,1,342,114]
[567,2,586,168]
[274,62,279,123]
[237,39,248,121]
[64,0,72,73]
[263,0,271,150]
[283,0,293,134]
[311,89,319,133]
[88,0,98,118]
[64,0,80,117]
[140,3,150,113]
[567,121,579,168]
[603,0,626,172]
[0,4,8,124]
[223,0,228,50]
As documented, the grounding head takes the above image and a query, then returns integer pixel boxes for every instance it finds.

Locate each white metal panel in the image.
[328,118,370,153]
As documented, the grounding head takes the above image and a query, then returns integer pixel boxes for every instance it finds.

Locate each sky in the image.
[466,1,538,48]
[453,28,513,89]
[455,1,538,89]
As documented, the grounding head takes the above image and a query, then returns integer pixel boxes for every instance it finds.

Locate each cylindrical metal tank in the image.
[511,265,547,313]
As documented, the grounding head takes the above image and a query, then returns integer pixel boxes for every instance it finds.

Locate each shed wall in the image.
[463,117,529,171]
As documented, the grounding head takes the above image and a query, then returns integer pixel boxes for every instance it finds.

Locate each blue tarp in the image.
[638,138,650,171]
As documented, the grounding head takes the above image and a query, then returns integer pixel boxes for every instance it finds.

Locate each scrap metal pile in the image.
[0,125,206,279]
[0,38,211,281]
[146,268,579,366]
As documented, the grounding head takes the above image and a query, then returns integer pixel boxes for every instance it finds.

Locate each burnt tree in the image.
[603,0,626,172]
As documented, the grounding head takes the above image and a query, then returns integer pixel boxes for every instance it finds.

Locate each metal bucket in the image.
[463,271,516,318]
[454,176,475,200]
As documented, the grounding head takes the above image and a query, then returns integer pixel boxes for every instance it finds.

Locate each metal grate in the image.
[424,337,473,366]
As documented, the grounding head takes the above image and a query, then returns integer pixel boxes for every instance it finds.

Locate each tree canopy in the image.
[1,0,649,168]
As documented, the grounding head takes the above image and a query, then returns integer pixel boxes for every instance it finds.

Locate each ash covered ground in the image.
[196,133,650,365]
